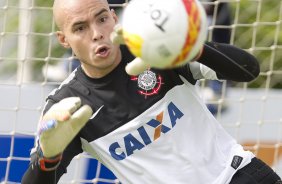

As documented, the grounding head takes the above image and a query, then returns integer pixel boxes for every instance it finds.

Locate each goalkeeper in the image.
[21,0,281,183]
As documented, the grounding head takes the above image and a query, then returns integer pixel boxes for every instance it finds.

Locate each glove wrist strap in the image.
[37,147,62,171]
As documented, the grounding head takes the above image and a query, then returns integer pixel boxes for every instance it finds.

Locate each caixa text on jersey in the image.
[109,102,184,160]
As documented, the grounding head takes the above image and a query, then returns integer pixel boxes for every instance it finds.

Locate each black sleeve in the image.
[21,98,84,184]
[197,42,260,82]
[21,135,83,184]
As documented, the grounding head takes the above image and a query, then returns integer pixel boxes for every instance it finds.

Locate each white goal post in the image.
[0,0,282,183]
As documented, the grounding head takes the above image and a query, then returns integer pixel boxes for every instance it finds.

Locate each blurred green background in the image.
[0,0,281,88]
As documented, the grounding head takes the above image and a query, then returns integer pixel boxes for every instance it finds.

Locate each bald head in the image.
[53,0,109,30]
[53,0,66,30]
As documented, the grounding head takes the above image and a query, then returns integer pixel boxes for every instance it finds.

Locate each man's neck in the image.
[81,48,122,78]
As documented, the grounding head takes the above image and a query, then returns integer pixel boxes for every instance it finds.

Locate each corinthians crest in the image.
[131,70,163,98]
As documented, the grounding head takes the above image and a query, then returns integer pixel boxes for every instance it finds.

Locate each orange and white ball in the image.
[122,0,207,68]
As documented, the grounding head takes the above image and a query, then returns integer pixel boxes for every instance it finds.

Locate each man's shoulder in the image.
[46,68,86,102]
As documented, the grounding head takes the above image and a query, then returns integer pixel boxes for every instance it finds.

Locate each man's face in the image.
[56,0,120,76]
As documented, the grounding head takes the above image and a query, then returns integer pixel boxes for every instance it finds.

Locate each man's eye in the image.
[100,16,108,23]
[74,26,85,32]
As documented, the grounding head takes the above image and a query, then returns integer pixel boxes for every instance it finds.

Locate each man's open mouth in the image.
[95,46,110,57]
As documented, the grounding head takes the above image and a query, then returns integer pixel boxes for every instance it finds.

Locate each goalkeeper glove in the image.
[110,24,203,76]
[38,97,92,159]
[111,24,150,76]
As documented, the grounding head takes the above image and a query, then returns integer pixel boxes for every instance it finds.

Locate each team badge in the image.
[131,70,163,98]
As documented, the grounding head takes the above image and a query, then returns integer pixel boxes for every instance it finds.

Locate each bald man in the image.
[21,0,281,184]
[53,0,121,78]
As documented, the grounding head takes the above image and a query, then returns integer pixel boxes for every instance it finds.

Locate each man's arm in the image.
[21,135,83,184]
[21,97,92,184]
[196,41,260,82]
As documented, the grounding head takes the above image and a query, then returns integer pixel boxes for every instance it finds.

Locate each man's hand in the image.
[111,24,203,76]
[111,24,150,76]
[38,97,92,158]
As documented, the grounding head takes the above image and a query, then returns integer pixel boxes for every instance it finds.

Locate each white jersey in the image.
[27,44,259,184]
[81,76,254,184]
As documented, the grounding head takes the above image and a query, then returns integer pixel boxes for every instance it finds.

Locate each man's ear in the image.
[56,31,70,48]
[111,9,118,24]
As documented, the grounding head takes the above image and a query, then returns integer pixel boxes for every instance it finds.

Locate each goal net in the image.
[0,0,281,183]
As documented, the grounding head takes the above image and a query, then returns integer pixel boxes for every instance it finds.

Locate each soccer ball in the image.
[122,0,207,68]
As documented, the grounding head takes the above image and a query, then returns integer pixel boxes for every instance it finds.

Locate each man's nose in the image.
[92,28,104,41]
